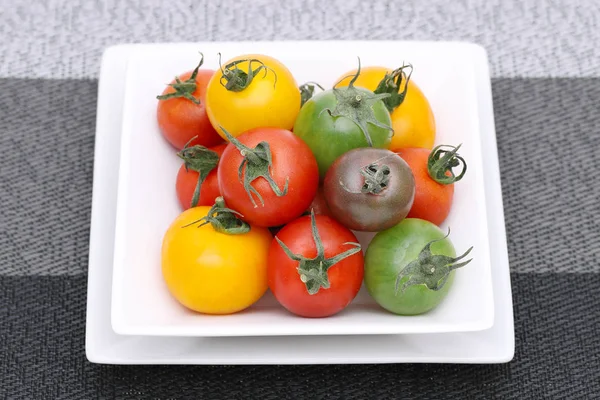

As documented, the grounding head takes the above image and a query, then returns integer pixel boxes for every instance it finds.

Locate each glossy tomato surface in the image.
[396,148,454,225]
[324,148,415,231]
[268,214,364,318]
[157,69,224,150]
[161,207,272,314]
[206,54,301,138]
[218,128,319,227]
[364,218,457,315]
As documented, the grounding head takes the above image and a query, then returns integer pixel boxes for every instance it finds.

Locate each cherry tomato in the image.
[396,145,467,225]
[218,127,319,228]
[324,148,415,232]
[336,65,436,151]
[364,218,472,315]
[156,56,223,149]
[175,143,227,210]
[206,54,301,139]
[162,199,272,314]
[268,212,364,318]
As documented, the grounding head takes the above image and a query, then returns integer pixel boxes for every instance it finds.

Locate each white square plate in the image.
[111,42,494,337]
[86,42,514,364]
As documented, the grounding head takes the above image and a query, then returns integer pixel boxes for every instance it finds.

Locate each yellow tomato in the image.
[335,66,436,150]
[206,54,301,139]
[161,206,272,314]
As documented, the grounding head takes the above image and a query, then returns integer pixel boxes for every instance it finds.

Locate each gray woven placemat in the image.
[1,1,599,398]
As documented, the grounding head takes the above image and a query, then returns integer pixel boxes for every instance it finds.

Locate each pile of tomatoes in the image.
[159,53,473,318]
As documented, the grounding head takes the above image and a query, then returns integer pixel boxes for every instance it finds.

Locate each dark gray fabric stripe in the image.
[493,78,600,273]
[1,274,598,399]
[1,78,599,274]
[0,79,97,275]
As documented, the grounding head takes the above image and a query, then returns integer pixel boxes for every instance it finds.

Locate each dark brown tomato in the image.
[323,148,415,232]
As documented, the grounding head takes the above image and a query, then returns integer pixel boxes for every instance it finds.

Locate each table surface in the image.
[1,1,599,398]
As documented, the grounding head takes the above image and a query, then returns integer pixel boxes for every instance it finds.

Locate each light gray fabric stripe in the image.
[0,77,599,275]
[0,0,599,79]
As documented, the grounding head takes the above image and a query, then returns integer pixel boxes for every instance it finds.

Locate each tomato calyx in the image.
[373,63,413,113]
[177,137,220,207]
[276,211,362,295]
[299,81,325,107]
[218,53,278,92]
[220,126,289,208]
[427,144,467,185]
[325,58,393,147]
[156,54,204,104]
[395,229,473,293]
[339,155,396,195]
[182,196,250,235]
[357,163,391,194]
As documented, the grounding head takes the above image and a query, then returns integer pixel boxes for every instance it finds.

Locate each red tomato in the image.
[218,127,319,227]
[156,59,223,150]
[396,145,466,226]
[306,186,333,217]
[176,144,227,209]
[268,213,364,318]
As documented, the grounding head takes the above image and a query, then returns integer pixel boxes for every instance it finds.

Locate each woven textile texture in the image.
[1,0,599,398]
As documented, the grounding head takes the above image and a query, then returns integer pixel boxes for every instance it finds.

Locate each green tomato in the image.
[364,218,472,315]
[293,87,392,177]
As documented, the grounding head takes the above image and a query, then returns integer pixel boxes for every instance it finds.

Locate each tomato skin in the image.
[175,144,227,210]
[364,218,457,315]
[336,67,436,150]
[205,54,301,139]
[293,89,392,178]
[396,148,453,225]
[218,128,319,227]
[307,186,333,217]
[157,69,224,150]
[268,215,364,318]
[323,148,415,232]
[161,207,272,314]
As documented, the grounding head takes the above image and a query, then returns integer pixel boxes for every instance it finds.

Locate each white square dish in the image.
[111,41,494,337]
[86,42,514,364]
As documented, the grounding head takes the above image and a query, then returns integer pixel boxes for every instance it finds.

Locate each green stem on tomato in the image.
[322,57,393,147]
[219,126,288,207]
[373,63,413,113]
[182,197,250,235]
[276,210,362,295]
[427,144,467,185]
[218,53,278,92]
[176,137,220,207]
[156,53,205,104]
[395,228,473,293]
